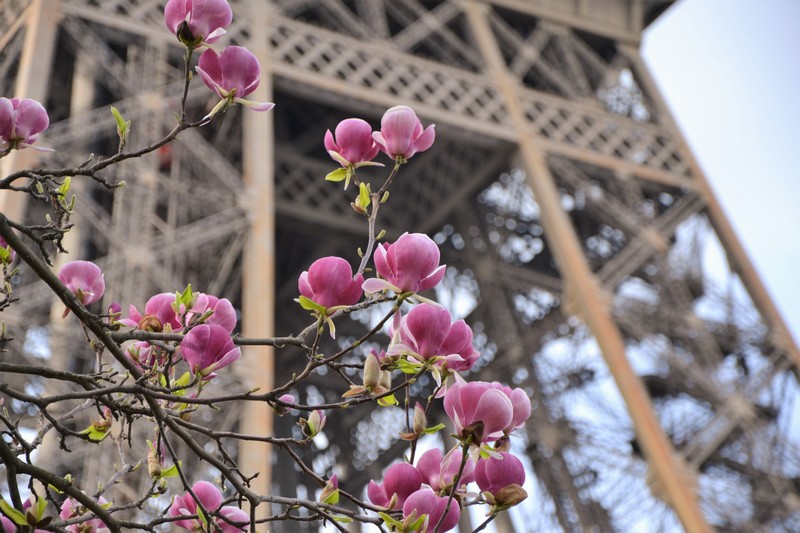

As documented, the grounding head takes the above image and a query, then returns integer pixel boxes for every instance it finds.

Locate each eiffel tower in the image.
[1,0,799,531]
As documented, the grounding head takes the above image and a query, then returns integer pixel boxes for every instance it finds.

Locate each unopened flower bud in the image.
[138,314,163,332]
[301,410,326,438]
[494,484,527,508]
[95,407,113,430]
[319,475,339,505]
[378,369,392,391]
[413,402,426,435]
[273,394,295,416]
[147,446,162,479]
[363,352,380,389]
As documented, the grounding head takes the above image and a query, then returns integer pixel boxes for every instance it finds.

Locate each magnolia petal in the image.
[361,277,398,294]
[234,97,275,111]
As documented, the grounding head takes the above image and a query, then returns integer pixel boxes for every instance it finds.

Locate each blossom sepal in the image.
[0,498,27,527]
[379,511,425,533]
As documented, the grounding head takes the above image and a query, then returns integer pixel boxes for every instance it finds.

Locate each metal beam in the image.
[237,0,276,521]
[462,2,712,531]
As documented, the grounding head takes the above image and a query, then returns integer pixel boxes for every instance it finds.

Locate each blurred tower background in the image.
[1,0,799,531]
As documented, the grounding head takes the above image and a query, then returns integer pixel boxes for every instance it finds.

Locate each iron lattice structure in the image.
[1,0,799,531]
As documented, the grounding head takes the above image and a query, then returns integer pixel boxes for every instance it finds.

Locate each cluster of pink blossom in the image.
[59,496,109,533]
[297,108,532,531]
[119,289,240,377]
[164,0,273,115]
[168,481,248,532]
[0,1,533,530]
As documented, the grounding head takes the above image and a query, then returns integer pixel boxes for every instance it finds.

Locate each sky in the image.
[642,0,800,340]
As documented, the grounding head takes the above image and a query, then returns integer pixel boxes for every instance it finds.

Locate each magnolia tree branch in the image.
[0,4,533,532]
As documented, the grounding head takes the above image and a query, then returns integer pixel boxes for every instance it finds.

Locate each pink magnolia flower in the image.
[1,516,13,533]
[188,293,237,332]
[59,496,109,533]
[164,0,232,46]
[388,304,478,371]
[58,260,105,306]
[180,324,241,377]
[402,488,460,533]
[217,506,248,533]
[367,462,422,510]
[475,452,525,494]
[372,105,435,161]
[416,447,475,495]
[169,481,247,532]
[121,292,181,332]
[196,47,274,113]
[298,256,364,310]
[493,384,532,434]
[0,235,15,263]
[324,118,380,168]
[475,452,528,507]
[362,233,445,295]
[0,97,50,151]
[443,381,513,444]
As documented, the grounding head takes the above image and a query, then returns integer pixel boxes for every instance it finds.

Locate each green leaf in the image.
[331,514,352,523]
[173,371,192,390]
[176,283,194,308]
[377,393,398,407]
[394,359,423,375]
[34,496,47,520]
[80,423,111,442]
[423,423,446,435]
[110,106,131,139]
[159,463,181,479]
[295,295,325,314]
[320,488,340,505]
[407,514,427,531]
[0,247,10,263]
[357,182,371,211]
[324,168,347,183]
[56,176,71,197]
[0,498,29,526]
[378,512,403,529]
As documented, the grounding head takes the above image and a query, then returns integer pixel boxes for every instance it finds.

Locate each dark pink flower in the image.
[59,496,108,533]
[416,447,475,495]
[58,260,105,306]
[372,105,435,161]
[443,381,513,444]
[217,506,248,533]
[180,324,240,377]
[402,488,460,533]
[188,293,237,332]
[164,0,232,45]
[298,256,364,310]
[388,304,478,371]
[196,47,274,112]
[324,118,380,168]
[362,233,445,295]
[0,97,50,151]
[121,292,181,332]
[367,462,421,510]
[475,452,525,494]
[475,452,528,508]
[169,480,246,532]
